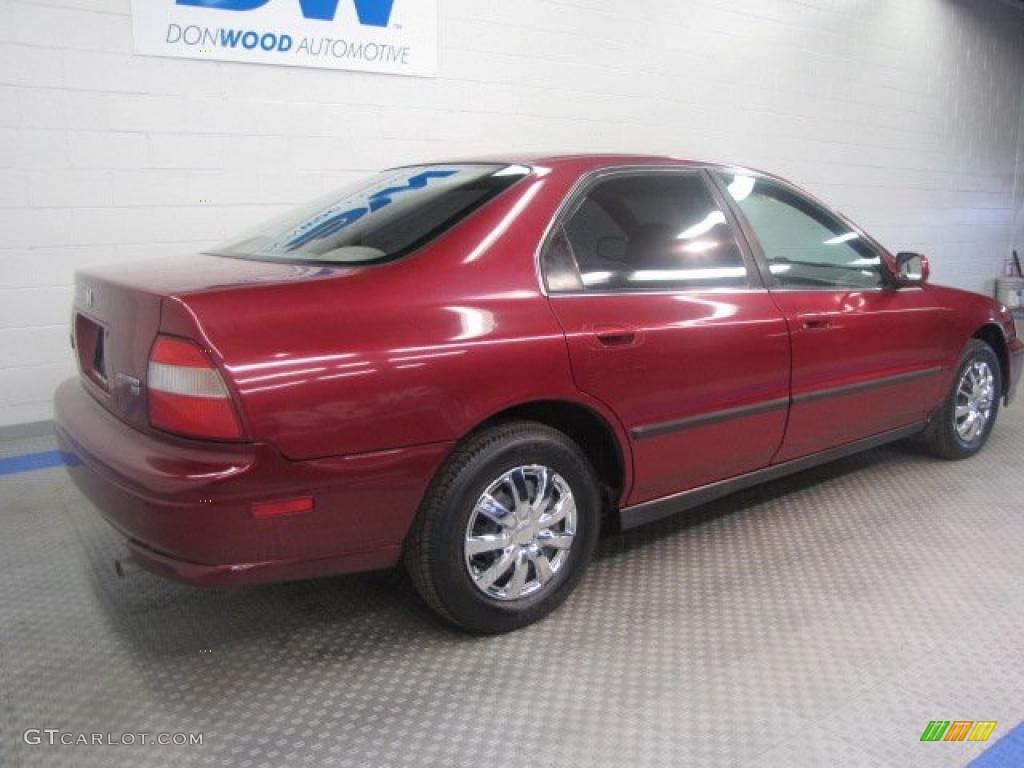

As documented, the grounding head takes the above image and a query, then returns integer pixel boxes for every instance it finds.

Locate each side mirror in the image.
[895,252,929,286]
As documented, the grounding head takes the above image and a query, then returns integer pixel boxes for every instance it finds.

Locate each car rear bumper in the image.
[54,378,452,586]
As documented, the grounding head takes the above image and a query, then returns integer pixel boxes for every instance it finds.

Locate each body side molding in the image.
[630,397,790,439]
[629,368,943,440]
[620,421,927,529]
[791,367,944,405]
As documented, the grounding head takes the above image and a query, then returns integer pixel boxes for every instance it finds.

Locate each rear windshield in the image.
[209,164,530,264]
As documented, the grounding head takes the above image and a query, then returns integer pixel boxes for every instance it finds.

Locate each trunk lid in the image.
[72,254,353,431]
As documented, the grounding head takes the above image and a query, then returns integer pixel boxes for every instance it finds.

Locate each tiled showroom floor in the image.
[0,408,1021,767]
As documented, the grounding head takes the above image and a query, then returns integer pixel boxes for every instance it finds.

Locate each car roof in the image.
[405,153,718,171]
[403,153,790,180]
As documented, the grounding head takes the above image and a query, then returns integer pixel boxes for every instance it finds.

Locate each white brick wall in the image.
[1,0,1023,428]
[1014,74,1024,258]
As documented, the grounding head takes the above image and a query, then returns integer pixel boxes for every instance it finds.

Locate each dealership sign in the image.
[131,0,437,76]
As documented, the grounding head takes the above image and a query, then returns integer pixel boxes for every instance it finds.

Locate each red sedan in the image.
[55,154,1023,633]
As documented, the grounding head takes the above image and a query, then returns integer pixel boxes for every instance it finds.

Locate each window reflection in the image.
[727,174,755,202]
[824,232,859,245]
[720,173,885,290]
[628,267,748,283]
[549,173,748,292]
[676,211,726,240]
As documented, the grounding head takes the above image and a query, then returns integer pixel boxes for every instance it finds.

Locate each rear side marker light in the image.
[251,496,315,518]
[148,336,244,440]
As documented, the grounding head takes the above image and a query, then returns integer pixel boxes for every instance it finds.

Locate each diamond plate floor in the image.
[0,407,1021,768]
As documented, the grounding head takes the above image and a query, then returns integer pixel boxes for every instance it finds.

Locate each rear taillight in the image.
[147,336,244,440]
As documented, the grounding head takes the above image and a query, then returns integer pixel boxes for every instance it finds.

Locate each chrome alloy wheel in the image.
[464,465,577,601]
[954,360,996,443]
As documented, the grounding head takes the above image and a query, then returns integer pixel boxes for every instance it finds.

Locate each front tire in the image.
[404,421,601,634]
[921,339,1001,460]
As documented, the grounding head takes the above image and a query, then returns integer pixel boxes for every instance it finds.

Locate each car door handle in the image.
[802,316,832,330]
[591,325,639,347]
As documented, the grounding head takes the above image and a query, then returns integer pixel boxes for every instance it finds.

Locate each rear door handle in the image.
[591,325,639,347]
[802,316,832,330]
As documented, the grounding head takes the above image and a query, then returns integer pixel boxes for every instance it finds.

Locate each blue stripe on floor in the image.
[0,450,79,477]
[969,722,1024,768]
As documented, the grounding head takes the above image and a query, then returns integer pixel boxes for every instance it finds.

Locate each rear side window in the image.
[211,164,529,264]
[543,172,749,292]
[717,172,885,290]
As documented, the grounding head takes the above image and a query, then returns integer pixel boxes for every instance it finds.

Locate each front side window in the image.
[717,173,885,290]
[210,164,529,264]
[543,172,749,292]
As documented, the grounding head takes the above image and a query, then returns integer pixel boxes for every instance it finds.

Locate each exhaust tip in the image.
[114,557,138,579]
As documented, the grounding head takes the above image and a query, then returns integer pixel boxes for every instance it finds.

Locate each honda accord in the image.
[55,154,1023,632]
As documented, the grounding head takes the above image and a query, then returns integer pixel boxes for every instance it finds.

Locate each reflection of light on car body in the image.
[673,295,739,323]
[228,352,358,373]
[389,350,466,364]
[446,306,496,341]
[236,366,327,385]
[463,180,546,264]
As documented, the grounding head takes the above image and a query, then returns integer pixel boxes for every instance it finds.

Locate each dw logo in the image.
[176,0,396,27]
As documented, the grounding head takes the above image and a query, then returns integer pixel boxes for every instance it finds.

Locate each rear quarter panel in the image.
[168,171,625,464]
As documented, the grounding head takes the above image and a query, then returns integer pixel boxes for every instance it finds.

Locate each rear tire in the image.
[921,339,1001,460]
[404,421,601,634]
